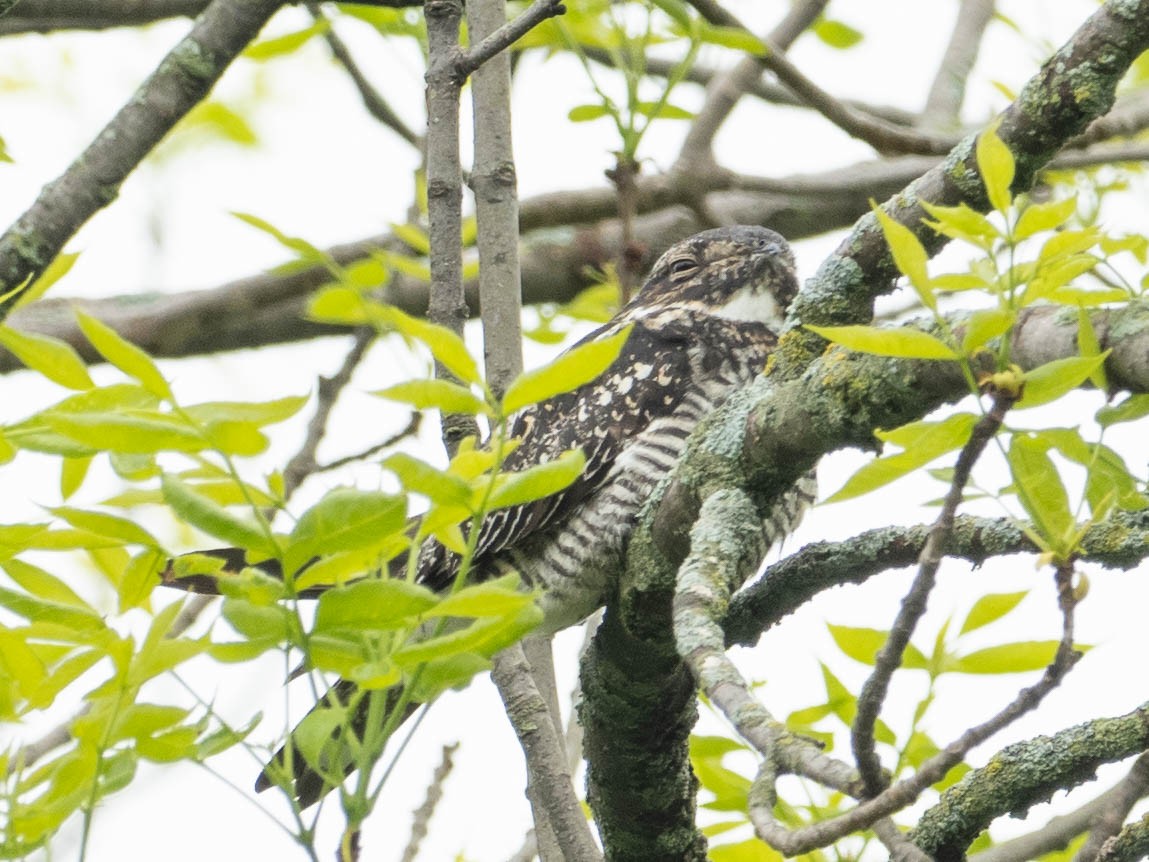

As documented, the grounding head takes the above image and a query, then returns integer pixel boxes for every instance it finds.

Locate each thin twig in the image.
[681,0,956,156]
[400,743,459,862]
[677,0,829,166]
[456,0,566,79]
[852,387,1017,797]
[306,3,421,147]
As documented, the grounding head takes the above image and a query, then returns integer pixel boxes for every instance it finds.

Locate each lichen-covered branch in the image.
[912,704,1149,861]
[724,508,1149,648]
[578,609,705,860]
[0,0,285,318]
[789,0,1149,330]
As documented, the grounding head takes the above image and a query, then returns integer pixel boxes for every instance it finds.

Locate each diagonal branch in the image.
[920,0,995,131]
[0,0,286,317]
[852,387,1017,796]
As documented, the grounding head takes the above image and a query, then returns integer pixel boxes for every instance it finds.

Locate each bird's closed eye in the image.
[669,255,699,281]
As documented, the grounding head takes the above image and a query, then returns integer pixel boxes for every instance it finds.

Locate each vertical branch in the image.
[424,0,475,452]
[0,0,284,319]
[467,0,523,394]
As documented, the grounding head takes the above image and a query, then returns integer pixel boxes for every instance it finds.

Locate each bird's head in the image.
[624,226,798,329]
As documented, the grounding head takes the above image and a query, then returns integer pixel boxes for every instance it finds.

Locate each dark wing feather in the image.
[416,315,695,592]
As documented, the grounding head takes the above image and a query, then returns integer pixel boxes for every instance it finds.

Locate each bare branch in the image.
[970,755,1149,862]
[724,508,1149,648]
[491,644,603,862]
[456,0,565,79]
[400,743,459,862]
[0,0,421,35]
[307,3,422,147]
[920,0,995,131]
[676,0,828,166]
[0,0,286,317]
[852,387,1017,796]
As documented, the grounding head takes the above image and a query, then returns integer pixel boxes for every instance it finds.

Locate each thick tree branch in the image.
[970,754,1149,862]
[1076,753,1149,862]
[0,0,285,317]
[0,0,420,35]
[724,508,1149,648]
[789,0,1149,330]
[912,704,1149,860]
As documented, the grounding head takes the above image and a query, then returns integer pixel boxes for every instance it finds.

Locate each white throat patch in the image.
[712,285,782,326]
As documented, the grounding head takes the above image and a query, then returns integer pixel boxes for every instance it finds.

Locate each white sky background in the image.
[2,1,1149,859]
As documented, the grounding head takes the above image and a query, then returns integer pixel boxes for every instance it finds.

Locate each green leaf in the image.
[1097,394,1149,427]
[698,23,766,54]
[961,308,1015,353]
[118,549,163,612]
[633,101,694,121]
[393,604,543,666]
[371,304,482,386]
[11,252,80,310]
[49,507,160,549]
[314,579,439,633]
[1,559,90,609]
[976,127,1015,213]
[390,221,431,255]
[649,0,693,30]
[813,17,863,48]
[872,207,934,310]
[60,455,92,500]
[0,585,105,631]
[568,103,612,122]
[244,19,328,61]
[1077,308,1108,392]
[955,641,1086,674]
[1008,434,1073,555]
[285,488,406,575]
[427,575,532,619]
[45,411,206,454]
[1014,196,1077,240]
[488,449,585,510]
[75,310,172,400]
[232,211,332,266]
[1017,354,1110,409]
[922,201,1000,249]
[308,285,369,325]
[182,395,308,427]
[805,324,957,359]
[828,624,928,669]
[222,598,294,642]
[161,474,276,557]
[373,379,491,416]
[502,325,631,414]
[827,413,977,502]
[0,326,93,390]
[959,591,1028,635]
[384,452,473,508]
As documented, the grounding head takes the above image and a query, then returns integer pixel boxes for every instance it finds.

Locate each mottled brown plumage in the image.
[261,225,815,806]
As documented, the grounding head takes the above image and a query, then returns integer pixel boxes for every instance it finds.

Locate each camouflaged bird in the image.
[257,224,817,805]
